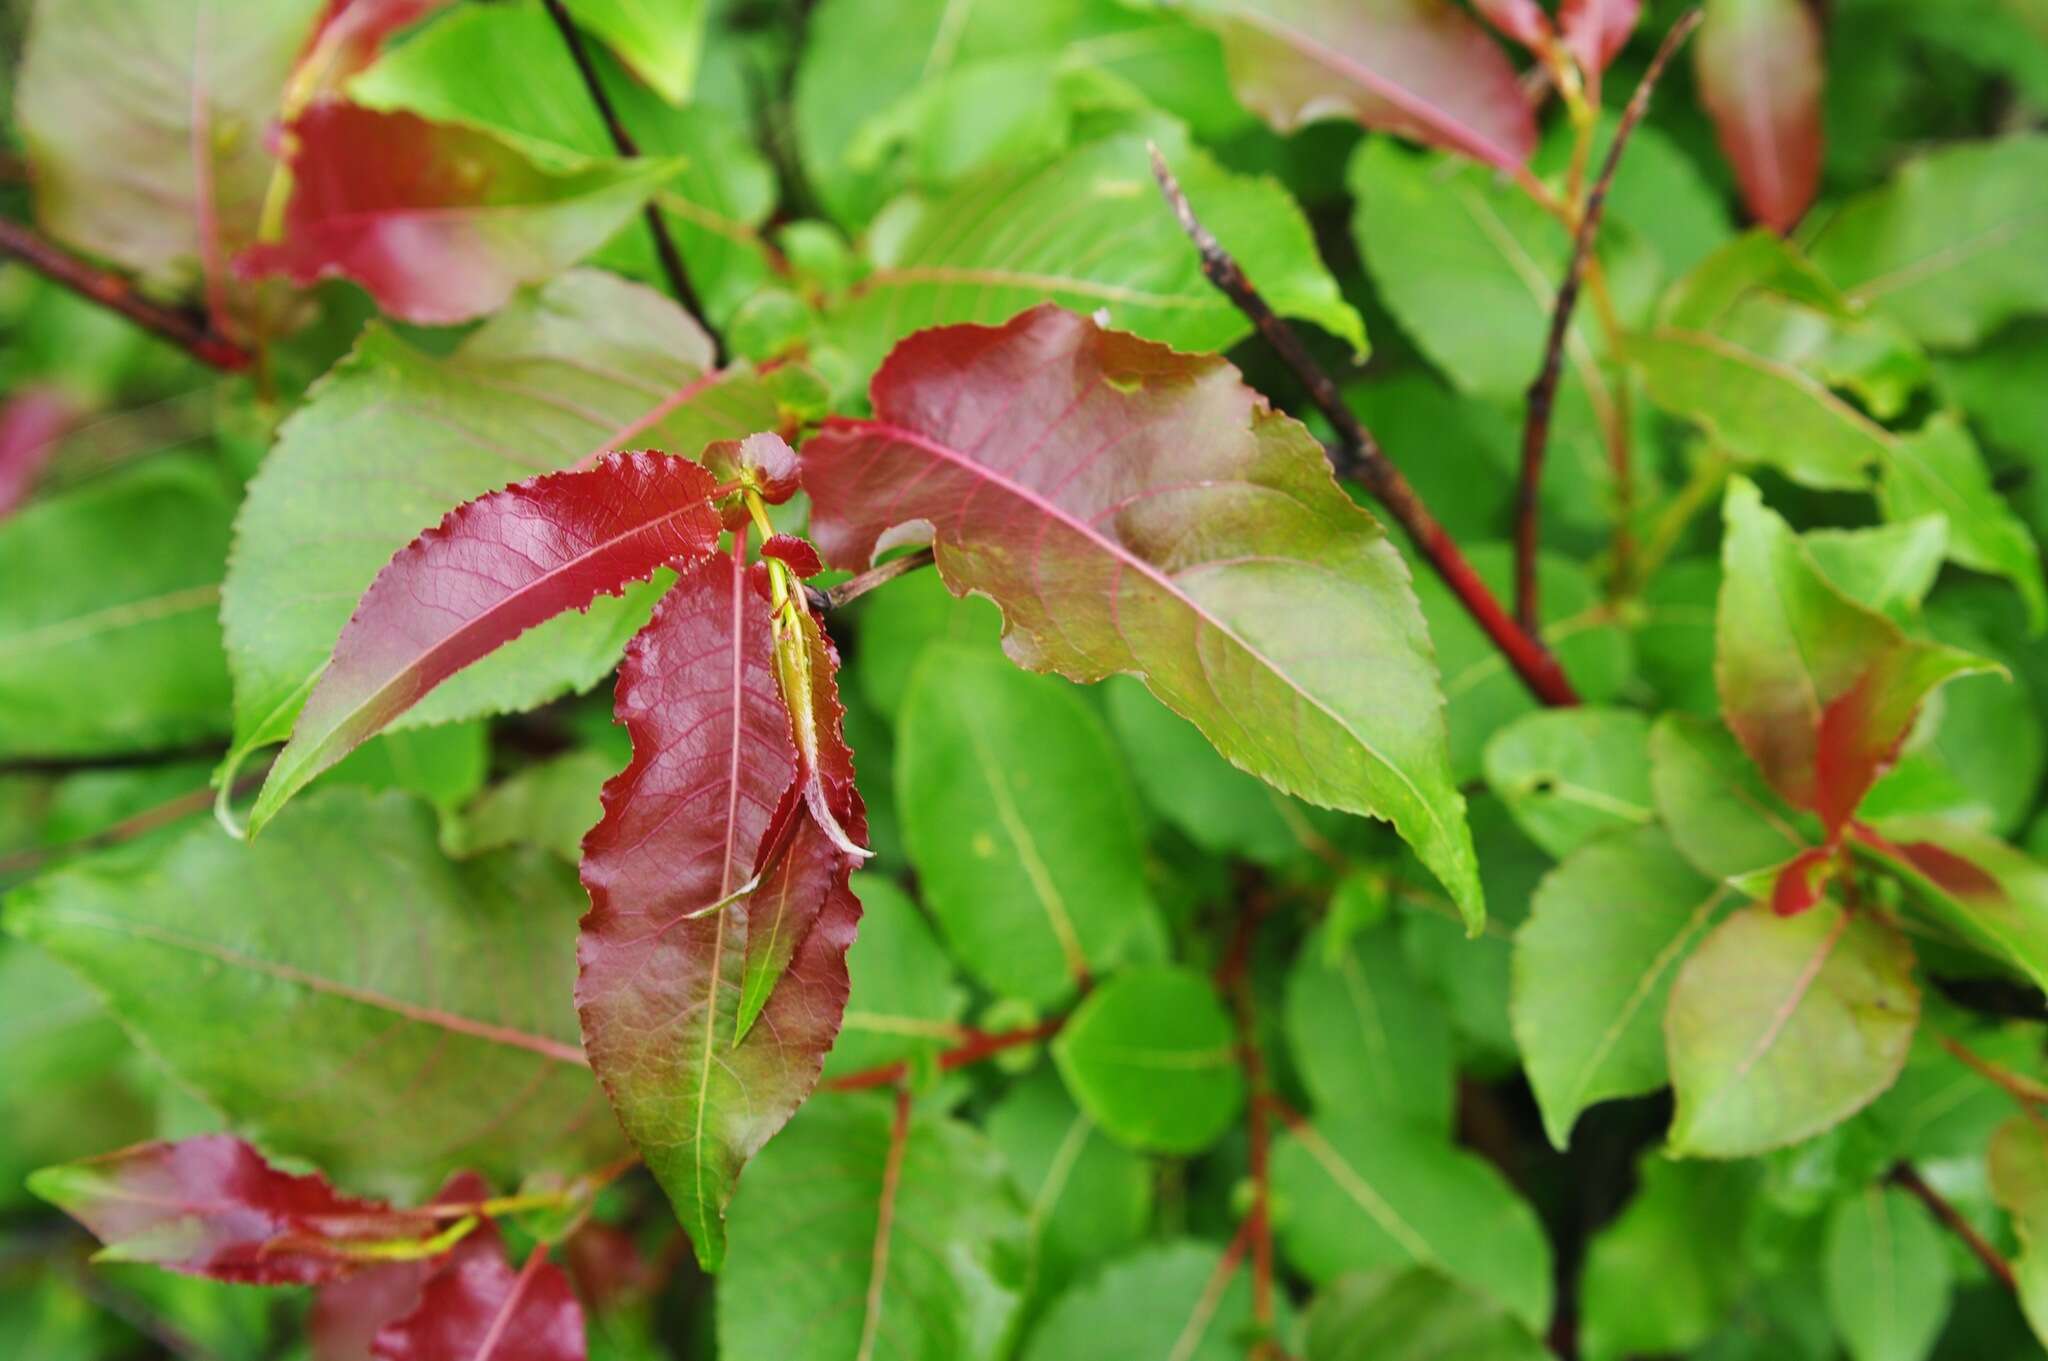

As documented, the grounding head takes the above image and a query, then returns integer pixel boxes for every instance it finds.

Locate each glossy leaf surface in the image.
[1052,966,1244,1155]
[1482,708,1655,859]
[223,270,804,780]
[1167,0,1536,167]
[1023,1241,1273,1361]
[806,306,1482,924]
[576,553,862,1272]
[1665,902,1919,1157]
[718,1096,1028,1361]
[253,452,721,833]
[1855,817,2048,993]
[29,1136,439,1285]
[371,1222,584,1361]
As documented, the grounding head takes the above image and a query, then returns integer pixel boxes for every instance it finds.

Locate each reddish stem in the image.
[1149,147,1579,709]
[1516,9,1702,627]
[1888,1163,2016,1292]
[0,219,252,372]
[824,1017,1064,1092]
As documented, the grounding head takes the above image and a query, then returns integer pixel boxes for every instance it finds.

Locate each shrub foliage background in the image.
[4,0,2048,1357]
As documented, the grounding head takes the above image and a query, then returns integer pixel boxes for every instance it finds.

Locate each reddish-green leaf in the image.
[237,103,677,325]
[577,552,863,1272]
[27,1136,449,1285]
[371,1223,584,1361]
[1471,0,1552,47]
[1560,0,1642,76]
[0,386,75,521]
[1716,478,1990,850]
[1694,0,1823,233]
[803,306,1481,925]
[292,1,456,102]
[1665,902,1919,1157]
[1855,818,2048,993]
[251,451,722,835]
[1168,0,1537,167]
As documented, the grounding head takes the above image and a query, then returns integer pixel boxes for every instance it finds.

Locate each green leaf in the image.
[820,130,1365,379]
[1804,518,1950,621]
[0,458,233,759]
[1649,712,1815,883]
[1414,545,1635,781]
[221,270,809,784]
[822,873,970,1083]
[1482,708,1655,859]
[2,787,622,1200]
[1349,138,1657,400]
[1991,1114,2048,1349]
[1812,134,2048,349]
[1881,413,2046,630]
[719,1095,1028,1360]
[897,646,1159,1006]
[448,747,618,862]
[325,722,490,820]
[1578,1156,1758,1361]
[1822,1185,1952,1361]
[1105,675,1314,866]
[1286,921,1453,1134]
[1052,965,1242,1155]
[565,0,706,103]
[350,0,777,326]
[1513,826,1732,1149]
[987,1066,1152,1301]
[1666,902,1920,1158]
[1305,1268,1550,1361]
[851,565,1003,722]
[1022,1240,1272,1361]
[1536,116,1732,280]
[1271,1109,1553,1330]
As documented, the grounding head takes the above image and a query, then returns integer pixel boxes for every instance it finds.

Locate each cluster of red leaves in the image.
[33,1135,584,1361]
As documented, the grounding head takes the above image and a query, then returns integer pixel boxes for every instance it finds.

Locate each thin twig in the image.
[540,0,718,361]
[0,218,252,372]
[815,547,937,612]
[0,766,266,880]
[1516,8,1702,630]
[1889,1163,2017,1292]
[1149,146,1578,708]
[825,1016,1063,1092]
[1221,893,1280,1355]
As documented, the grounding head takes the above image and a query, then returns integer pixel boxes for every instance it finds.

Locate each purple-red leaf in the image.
[0,385,75,520]
[372,1225,584,1361]
[1559,0,1641,77]
[27,1136,448,1285]
[1716,478,1991,905]
[292,0,456,102]
[236,102,677,325]
[1694,0,1824,233]
[1853,819,2048,994]
[577,551,863,1272]
[309,1171,489,1361]
[703,432,802,509]
[251,450,721,835]
[802,305,1481,926]
[1471,0,1553,48]
[760,534,823,579]
[1178,0,1537,168]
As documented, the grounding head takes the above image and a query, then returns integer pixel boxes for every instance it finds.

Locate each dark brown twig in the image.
[1889,1163,2017,1292]
[0,218,252,372]
[0,766,266,880]
[1515,9,1702,627]
[540,0,718,361]
[815,547,937,612]
[1149,146,1579,709]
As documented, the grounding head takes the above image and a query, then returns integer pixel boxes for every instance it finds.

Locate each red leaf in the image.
[373,1225,584,1361]
[577,551,863,1271]
[1558,0,1641,76]
[293,1,456,102]
[0,386,76,520]
[1182,0,1537,168]
[236,103,674,325]
[1694,0,1824,233]
[310,1172,490,1361]
[703,432,802,506]
[1472,0,1553,48]
[1849,819,2048,993]
[28,1136,445,1285]
[801,305,1482,923]
[1771,845,1834,917]
[760,534,823,579]
[252,450,721,834]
